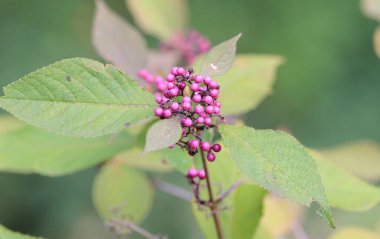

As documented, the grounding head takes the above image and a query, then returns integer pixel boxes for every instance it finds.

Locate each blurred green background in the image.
[0,0,379,238]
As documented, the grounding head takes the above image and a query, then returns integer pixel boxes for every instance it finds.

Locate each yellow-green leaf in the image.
[0,224,44,239]
[328,227,379,239]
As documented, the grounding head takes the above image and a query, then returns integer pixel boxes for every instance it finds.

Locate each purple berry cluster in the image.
[140,66,223,180]
[160,30,211,65]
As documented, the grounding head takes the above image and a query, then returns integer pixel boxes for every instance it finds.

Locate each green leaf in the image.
[0,224,44,239]
[219,124,335,228]
[200,33,242,77]
[126,0,188,40]
[93,164,153,223]
[0,123,138,176]
[311,150,380,211]
[0,58,155,137]
[328,227,379,239]
[320,140,380,182]
[144,117,182,154]
[93,0,148,79]
[215,54,284,115]
[230,184,267,239]
[112,147,172,172]
[0,115,24,134]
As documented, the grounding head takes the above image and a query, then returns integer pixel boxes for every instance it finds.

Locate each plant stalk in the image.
[200,149,224,239]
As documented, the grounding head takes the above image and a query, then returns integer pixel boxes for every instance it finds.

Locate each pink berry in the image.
[197,116,205,124]
[138,69,150,79]
[207,152,216,162]
[182,96,191,103]
[154,107,163,117]
[215,101,222,107]
[169,87,179,97]
[157,82,167,92]
[201,141,211,151]
[182,102,192,110]
[192,94,202,103]
[171,102,180,111]
[203,76,212,85]
[210,89,219,98]
[171,67,178,75]
[163,109,172,118]
[200,86,207,92]
[198,169,206,179]
[187,168,198,178]
[204,117,212,125]
[205,105,214,114]
[155,76,164,84]
[167,82,175,89]
[189,139,200,149]
[178,82,186,90]
[195,105,204,114]
[155,94,162,103]
[190,83,200,91]
[209,81,218,89]
[181,117,186,126]
[213,106,220,114]
[194,75,203,83]
[212,144,222,152]
[166,74,175,82]
[204,95,213,105]
[177,67,185,75]
[184,118,193,127]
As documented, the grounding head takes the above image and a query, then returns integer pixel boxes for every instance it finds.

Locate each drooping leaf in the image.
[0,115,24,134]
[199,33,242,77]
[112,147,172,172]
[320,140,380,182]
[361,0,380,21]
[0,124,138,176]
[230,184,267,239]
[219,124,335,227]
[144,117,182,154]
[215,54,284,115]
[93,164,153,224]
[93,0,148,79]
[328,227,379,239]
[260,194,303,238]
[0,224,44,239]
[311,150,380,211]
[0,58,155,137]
[126,0,188,40]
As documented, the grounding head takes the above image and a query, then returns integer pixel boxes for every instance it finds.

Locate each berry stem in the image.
[200,148,224,239]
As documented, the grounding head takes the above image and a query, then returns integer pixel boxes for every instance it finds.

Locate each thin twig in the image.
[200,149,224,239]
[151,178,192,202]
[215,180,243,203]
[107,218,164,239]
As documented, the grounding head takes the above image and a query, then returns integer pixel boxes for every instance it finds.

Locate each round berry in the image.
[192,94,202,103]
[201,141,211,151]
[155,94,162,103]
[205,105,214,114]
[177,67,185,75]
[195,105,204,114]
[203,76,212,85]
[163,109,172,118]
[171,67,178,75]
[171,102,180,111]
[207,152,216,162]
[209,81,218,89]
[154,107,163,117]
[194,75,203,83]
[215,101,222,107]
[182,101,192,110]
[210,89,219,98]
[188,139,200,149]
[169,87,179,97]
[212,144,222,152]
[204,117,212,126]
[187,168,198,178]
[166,74,175,82]
[198,169,206,179]
[197,116,205,124]
[188,149,198,156]
[213,106,220,114]
[184,118,193,127]
[138,69,150,79]
[167,82,175,89]
[204,95,213,105]
[157,82,167,92]
[190,82,200,92]
[178,82,186,90]
[182,96,191,103]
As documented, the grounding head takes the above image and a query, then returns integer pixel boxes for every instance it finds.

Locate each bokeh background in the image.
[0,0,379,238]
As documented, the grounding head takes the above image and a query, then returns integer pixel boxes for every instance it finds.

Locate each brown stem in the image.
[107,218,163,239]
[200,149,224,239]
